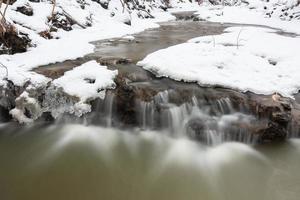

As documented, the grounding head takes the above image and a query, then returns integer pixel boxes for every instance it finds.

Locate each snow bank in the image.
[138,26,300,97]
[169,0,300,34]
[195,5,300,34]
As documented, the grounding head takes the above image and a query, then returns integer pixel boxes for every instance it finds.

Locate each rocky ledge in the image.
[0,56,299,144]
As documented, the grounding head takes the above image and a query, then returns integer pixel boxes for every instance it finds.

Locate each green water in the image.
[0,124,299,200]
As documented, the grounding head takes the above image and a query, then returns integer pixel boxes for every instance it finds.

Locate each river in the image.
[0,124,300,200]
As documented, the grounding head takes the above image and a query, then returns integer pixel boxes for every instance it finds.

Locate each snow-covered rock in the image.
[53,60,117,103]
[51,60,118,117]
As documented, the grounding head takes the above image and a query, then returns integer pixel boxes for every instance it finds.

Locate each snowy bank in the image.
[169,0,300,34]
[10,60,118,123]
[138,26,300,97]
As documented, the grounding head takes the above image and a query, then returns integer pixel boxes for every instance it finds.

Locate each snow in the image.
[9,91,41,123]
[122,35,135,41]
[138,26,300,97]
[9,108,33,124]
[9,2,53,32]
[0,0,175,88]
[50,60,118,117]
[53,60,118,103]
[195,5,300,34]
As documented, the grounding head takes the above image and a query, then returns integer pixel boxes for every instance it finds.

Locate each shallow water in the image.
[35,20,228,77]
[0,124,300,200]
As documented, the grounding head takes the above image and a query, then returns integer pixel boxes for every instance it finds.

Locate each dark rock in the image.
[0,105,11,122]
[256,122,287,143]
[0,26,31,54]
[50,13,74,31]
[185,118,206,140]
[272,112,290,126]
[3,0,16,5]
[16,4,34,16]
[91,0,109,9]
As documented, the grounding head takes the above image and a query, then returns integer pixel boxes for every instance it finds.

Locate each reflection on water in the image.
[0,123,299,200]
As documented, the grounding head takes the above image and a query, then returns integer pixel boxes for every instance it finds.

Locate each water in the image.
[34,20,228,77]
[135,90,258,144]
[0,124,300,200]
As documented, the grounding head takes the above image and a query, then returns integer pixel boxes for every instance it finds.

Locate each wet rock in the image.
[256,122,287,143]
[185,118,206,140]
[172,11,197,21]
[272,112,290,126]
[115,83,137,126]
[97,57,132,66]
[0,105,11,122]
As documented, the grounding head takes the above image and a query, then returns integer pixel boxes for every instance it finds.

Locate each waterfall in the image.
[39,86,293,145]
[136,90,259,145]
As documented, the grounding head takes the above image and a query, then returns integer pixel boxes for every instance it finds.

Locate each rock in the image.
[256,122,287,143]
[50,13,74,32]
[0,105,11,122]
[97,57,132,66]
[91,0,109,9]
[185,118,206,140]
[0,25,31,54]
[16,3,33,16]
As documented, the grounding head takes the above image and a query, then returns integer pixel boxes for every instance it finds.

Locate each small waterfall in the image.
[287,118,300,138]
[215,97,234,115]
[103,92,115,127]
[49,88,287,145]
[136,90,259,145]
[140,101,155,129]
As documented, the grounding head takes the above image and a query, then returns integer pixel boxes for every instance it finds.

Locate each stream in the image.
[1,13,300,200]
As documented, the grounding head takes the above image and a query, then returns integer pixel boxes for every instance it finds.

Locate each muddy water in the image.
[35,20,227,77]
[0,124,300,200]
[90,20,227,63]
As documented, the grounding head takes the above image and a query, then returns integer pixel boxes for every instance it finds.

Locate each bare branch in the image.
[0,62,8,78]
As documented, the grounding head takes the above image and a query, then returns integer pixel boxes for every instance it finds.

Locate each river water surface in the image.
[0,124,300,200]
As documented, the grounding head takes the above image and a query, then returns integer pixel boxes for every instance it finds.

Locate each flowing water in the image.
[2,14,300,200]
[0,124,300,200]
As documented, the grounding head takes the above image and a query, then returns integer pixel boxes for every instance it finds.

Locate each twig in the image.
[3,0,9,17]
[51,0,56,21]
[0,62,8,78]
[236,27,243,49]
[212,35,215,47]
